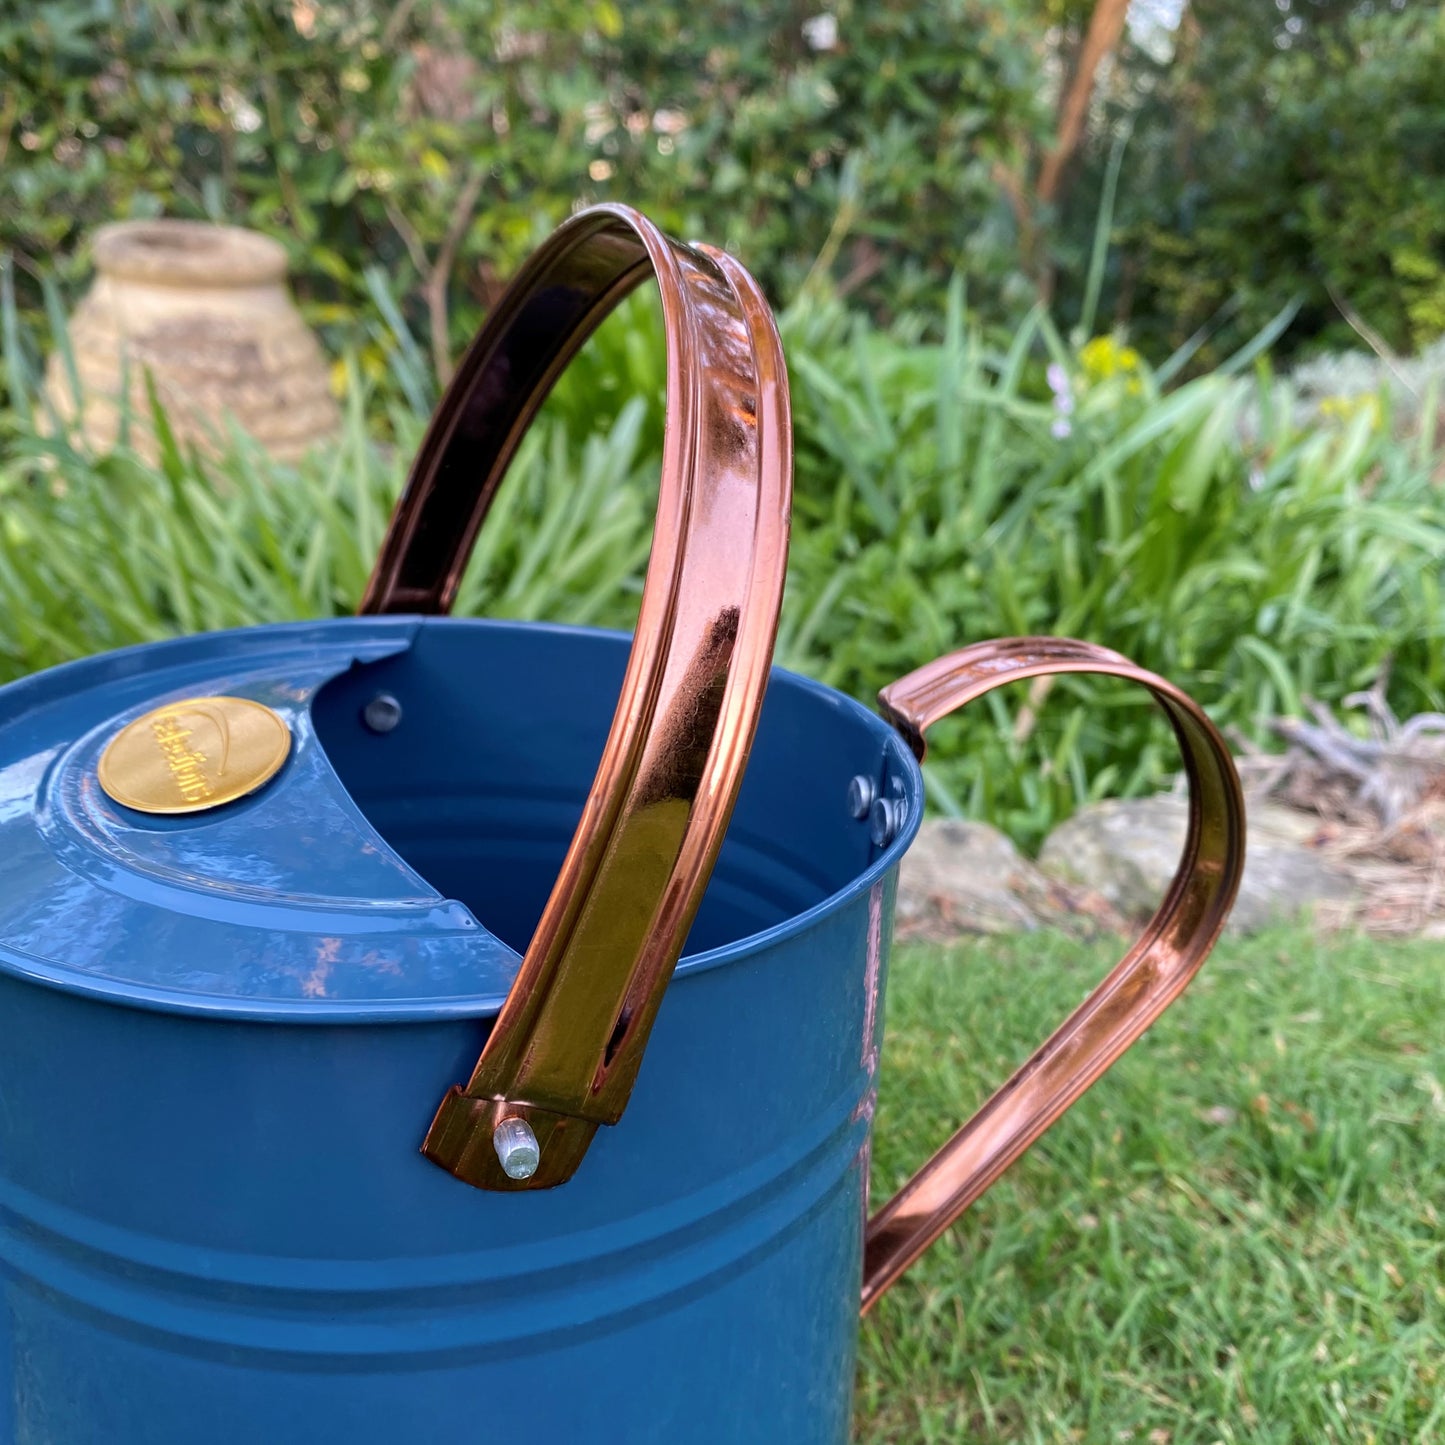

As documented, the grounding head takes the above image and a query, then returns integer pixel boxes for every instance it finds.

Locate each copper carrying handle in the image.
[861,637,1246,1313]
[361,205,792,1190]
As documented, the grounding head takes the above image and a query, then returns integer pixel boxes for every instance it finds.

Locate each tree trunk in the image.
[1036,0,1132,209]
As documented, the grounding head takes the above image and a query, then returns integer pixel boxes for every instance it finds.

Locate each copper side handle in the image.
[861,637,1246,1313]
[361,205,792,1190]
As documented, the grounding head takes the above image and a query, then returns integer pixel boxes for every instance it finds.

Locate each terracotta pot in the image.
[45,219,339,464]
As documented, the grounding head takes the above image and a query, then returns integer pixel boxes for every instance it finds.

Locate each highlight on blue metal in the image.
[0,618,922,1443]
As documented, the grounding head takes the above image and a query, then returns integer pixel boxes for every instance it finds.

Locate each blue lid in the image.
[0,619,520,1020]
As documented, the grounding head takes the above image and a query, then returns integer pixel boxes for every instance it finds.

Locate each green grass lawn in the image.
[856,928,1445,1444]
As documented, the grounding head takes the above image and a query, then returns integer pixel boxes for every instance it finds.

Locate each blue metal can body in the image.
[0,619,923,1443]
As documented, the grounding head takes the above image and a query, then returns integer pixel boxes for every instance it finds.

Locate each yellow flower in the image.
[1318,393,1383,427]
[1079,335,1142,382]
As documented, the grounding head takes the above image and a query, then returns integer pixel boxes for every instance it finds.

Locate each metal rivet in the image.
[847,774,877,820]
[362,693,402,734]
[869,796,904,848]
[492,1116,540,1180]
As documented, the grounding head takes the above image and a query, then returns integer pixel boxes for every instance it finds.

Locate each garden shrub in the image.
[1083,2,1445,365]
[3,0,1047,368]
[4,285,1442,847]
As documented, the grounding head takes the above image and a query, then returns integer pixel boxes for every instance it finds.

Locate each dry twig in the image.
[385,161,486,387]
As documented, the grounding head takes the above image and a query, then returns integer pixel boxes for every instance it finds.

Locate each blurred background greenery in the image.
[7,1,1443,365]
[3,0,1444,847]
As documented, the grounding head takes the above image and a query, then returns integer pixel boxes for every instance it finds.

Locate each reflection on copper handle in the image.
[861,637,1246,1313]
[361,206,792,1190]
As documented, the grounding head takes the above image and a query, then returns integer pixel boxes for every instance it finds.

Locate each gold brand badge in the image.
[98,695,291,815]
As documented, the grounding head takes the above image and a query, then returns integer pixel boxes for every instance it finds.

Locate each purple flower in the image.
[1047,362,1074,438]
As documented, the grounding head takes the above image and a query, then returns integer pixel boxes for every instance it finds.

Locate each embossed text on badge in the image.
[98,695,291,815]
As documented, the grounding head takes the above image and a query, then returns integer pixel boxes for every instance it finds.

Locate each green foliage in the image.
[590,0,1048,318]
[1087,2,1445,363]
[3,1,604,356]
[0,379,653,660]
[9,0,1442,379]
[4,283,1444,848]
[3,0,1048,374]
[858,928,1445,1442]
[775,295,1445,842]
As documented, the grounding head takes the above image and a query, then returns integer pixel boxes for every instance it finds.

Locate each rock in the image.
[897,819,1044,937]
[896,818,1121,939]
[1038,794,1355,933]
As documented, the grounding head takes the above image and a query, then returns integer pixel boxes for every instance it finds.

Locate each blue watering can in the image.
[0,207,1246,1443]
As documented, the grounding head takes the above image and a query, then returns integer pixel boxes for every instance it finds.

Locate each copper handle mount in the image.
[361,204,792,1191]
[861,637,1246,1314]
